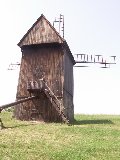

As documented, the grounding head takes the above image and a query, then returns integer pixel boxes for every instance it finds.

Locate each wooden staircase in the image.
[27,80,69,123]
[43,82,69,124]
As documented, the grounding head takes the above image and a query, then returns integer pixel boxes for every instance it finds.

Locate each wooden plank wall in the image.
[63,49,74,122]
[19,16,63,47]
[14,44,64,122]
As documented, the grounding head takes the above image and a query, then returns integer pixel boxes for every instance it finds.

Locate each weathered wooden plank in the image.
[15,15,75,123]
[18,15,63,48]
[15,44,64,122]
[0,96,36,110]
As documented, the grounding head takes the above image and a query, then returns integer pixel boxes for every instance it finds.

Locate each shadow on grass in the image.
[73,119,114,125]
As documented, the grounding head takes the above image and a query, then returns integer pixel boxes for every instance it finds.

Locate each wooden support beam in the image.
[0,96,37,111]
[0,96,37,129]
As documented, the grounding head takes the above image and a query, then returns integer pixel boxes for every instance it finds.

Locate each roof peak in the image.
[18,14,64,48]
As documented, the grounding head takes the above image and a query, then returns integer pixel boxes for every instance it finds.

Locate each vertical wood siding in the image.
[14,44,64,122]
[15,15,75,123]
[63,49,74,122]
[19,16,63,47]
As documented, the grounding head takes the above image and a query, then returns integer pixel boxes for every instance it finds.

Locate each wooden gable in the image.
[18,14,64,48]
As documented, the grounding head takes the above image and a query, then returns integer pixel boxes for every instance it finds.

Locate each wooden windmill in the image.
[13,14,75,123]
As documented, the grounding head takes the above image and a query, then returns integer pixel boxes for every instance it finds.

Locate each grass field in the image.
[0,111,120,160]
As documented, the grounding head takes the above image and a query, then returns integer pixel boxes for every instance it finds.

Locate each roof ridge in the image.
[18,14,65,47]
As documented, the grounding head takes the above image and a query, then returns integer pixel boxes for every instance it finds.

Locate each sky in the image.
[0,0,120,114]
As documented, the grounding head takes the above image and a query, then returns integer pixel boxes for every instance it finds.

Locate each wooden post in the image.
[0,118,4,129]
[0,108,5,129]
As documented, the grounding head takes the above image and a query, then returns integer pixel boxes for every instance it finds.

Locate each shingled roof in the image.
[18,14,75,64]
[18,14,64,47]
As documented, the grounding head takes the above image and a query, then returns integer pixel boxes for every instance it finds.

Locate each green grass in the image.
[0,112,120,160]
